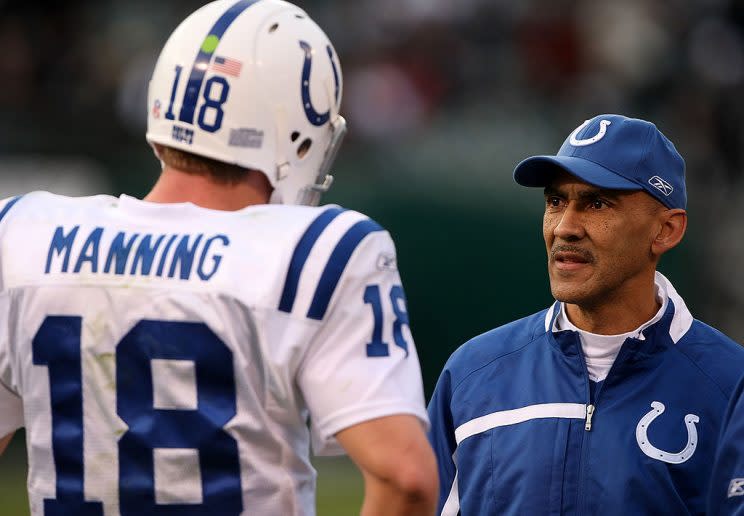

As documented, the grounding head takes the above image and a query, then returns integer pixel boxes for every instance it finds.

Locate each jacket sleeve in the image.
[708,374,744,516]
[428,366,459,515]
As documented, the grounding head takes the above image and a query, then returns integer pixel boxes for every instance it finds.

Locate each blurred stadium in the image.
[2,0,744,513]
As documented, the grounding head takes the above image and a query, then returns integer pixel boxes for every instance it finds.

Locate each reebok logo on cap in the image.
[648,176,674,197]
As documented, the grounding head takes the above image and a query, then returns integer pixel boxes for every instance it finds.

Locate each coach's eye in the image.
[546,196,562,208]
[590,199,607,209]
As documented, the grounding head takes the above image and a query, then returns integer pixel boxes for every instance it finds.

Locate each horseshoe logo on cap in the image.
[635,401,699,464]
[569,119,612,146]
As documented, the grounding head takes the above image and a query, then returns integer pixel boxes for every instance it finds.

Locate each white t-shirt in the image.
[556,281,668,382]
[0,192,428,515]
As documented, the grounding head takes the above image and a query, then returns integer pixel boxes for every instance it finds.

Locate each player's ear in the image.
[150,143,165,170]
[651,208,687,256]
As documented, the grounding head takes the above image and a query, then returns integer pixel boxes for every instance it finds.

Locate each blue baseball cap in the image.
[513,114,686,209]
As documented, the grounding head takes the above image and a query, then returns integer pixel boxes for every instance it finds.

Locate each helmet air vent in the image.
[297,138,313,159]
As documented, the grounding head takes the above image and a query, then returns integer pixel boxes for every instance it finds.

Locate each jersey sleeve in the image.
[296,227,428,456]
[0,195,24,293]
[0,195,23,223]
[0,293,23,437]
[0,197,26,436]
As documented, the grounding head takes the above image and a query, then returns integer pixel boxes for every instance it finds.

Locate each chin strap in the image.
[295,115,347,206]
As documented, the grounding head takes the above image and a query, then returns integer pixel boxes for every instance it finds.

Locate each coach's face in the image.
[542,171,672,308]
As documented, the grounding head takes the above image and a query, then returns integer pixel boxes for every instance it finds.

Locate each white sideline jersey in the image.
[0,192,428,516]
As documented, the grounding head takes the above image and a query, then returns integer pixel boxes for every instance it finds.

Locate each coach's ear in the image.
[651,209,687,257]
[0,432,14,457]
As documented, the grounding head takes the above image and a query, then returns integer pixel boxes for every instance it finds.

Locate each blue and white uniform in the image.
[0,192,427,515]
[709,375,744,516]
[428,273,744,515]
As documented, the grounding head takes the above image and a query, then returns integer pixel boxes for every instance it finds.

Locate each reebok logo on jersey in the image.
[648,175,674,196]
[729,478,744,498]
[376,253,397,272]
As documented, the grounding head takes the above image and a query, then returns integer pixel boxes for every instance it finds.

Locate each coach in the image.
[428,114,744,515]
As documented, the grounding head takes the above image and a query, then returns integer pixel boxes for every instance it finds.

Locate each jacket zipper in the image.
[584,404,595,431]
[576,337,637,515]
[576,338,594,516]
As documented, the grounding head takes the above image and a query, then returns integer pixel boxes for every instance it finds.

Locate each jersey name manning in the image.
[0,192,427,515]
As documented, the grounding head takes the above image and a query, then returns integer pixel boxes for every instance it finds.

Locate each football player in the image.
[0,1,437,514]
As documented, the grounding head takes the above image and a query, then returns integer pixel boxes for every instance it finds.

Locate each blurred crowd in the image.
[1,0,744,335]
[3,1,743,163]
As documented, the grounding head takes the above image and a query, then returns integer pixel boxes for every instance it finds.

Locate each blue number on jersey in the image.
[390,285,410,357]
[34,317,243,514]
[364,284,411,357]
[33,316,104,516]
[363,285,389,357]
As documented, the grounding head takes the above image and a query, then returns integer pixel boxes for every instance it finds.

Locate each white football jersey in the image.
[0,192,428,515]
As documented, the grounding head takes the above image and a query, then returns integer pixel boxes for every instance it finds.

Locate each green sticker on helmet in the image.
[201,35,220,53]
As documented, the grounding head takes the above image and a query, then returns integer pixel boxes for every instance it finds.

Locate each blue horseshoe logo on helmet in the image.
[300,41,341,127]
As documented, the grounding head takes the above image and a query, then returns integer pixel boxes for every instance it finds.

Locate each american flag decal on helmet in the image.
[211,56,243,77]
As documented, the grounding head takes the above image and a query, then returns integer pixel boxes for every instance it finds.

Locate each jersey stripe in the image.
[179,0,261,124]
[0,196,23,225]
[278,207,346,314]
[307,219,384,321]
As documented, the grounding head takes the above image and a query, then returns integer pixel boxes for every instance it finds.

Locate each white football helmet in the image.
[146,0,346,205]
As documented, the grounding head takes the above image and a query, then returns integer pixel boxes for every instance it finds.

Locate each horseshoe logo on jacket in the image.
[635,401,699,464]
[569,119,612,146]
[299,41,341,127]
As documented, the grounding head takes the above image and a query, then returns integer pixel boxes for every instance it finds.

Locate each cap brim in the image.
[513,155,642,191]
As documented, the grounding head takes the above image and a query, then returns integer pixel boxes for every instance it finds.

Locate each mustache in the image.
[550,244,595,263]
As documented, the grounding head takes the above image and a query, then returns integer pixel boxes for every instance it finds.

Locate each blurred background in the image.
[1,0,744,513]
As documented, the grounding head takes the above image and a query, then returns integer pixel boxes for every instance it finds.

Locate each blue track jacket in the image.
[428,276,744,515]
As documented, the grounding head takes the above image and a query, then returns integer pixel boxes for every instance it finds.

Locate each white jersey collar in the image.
[117,194,202,218]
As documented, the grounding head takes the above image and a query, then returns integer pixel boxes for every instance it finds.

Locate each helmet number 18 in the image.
[165,65,231,134]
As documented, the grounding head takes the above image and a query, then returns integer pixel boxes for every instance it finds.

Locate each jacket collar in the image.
[543,271,694,354]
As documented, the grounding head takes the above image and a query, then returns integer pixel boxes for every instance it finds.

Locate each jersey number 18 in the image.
[33,316,243,515]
